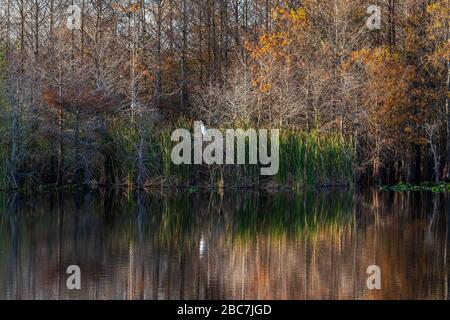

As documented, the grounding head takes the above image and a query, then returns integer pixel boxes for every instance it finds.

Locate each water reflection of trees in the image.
[0,190,448,299]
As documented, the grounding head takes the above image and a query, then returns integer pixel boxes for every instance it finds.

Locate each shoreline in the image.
[1,181,448,194]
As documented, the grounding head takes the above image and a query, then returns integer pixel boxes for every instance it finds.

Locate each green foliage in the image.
[108,118,139,186]
[278,130,353,189]
[380,182,449,193]
[0,112,355,190]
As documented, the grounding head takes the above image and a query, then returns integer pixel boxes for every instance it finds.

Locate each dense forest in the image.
[0,0,448,190]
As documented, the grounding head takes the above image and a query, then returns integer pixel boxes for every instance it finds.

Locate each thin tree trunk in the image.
[154,0,162,110]
[34,0,40,59]
[10,0,25,187]
[57,69,65,187]
[180,0,189,109]
[445,59,450,179]
[10,79,19,187]
[233,0,240,49]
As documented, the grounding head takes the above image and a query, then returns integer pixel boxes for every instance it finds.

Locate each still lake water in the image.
[0,189,448,300]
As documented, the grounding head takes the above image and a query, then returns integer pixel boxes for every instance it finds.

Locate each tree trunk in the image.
[137,136,145,189]
[180,0,189,109]
[57,80,65,187]
[446,59,450,179]
[154,0,162,110]
[10,80,19,187]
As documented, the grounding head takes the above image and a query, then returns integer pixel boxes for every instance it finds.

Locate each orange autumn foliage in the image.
[348,47,415,147]
[246,5,308,94]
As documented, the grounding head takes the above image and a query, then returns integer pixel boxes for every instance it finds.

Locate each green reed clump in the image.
[157,128,191,183]
[109,119,139,186]
[278,130,353,188]
[155,118,193,184]
[0,106,355,190]
[142,126,354,189]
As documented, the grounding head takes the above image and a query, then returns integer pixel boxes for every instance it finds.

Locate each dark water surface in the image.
[0,190,448,300]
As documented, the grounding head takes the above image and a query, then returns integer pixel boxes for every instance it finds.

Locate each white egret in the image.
[200,122,208,136]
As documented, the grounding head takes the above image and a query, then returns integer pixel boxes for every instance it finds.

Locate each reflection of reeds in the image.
[0,152,7,190]
[0,191,353,250]
[232,192,353,240]
[147,191,354,246]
